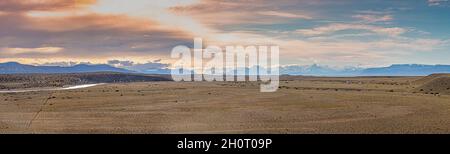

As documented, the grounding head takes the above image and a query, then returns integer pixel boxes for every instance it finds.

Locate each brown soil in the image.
[1,75,450,134]
[414,75,450,95]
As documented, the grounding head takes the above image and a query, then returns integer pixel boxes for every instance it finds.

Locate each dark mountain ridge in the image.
[0,62,133,74]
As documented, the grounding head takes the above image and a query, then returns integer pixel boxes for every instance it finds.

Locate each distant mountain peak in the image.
[1,62,22,66]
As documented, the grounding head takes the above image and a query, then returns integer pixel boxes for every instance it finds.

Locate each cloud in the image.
[105,59,170,72]
[273,34,448,67]
[127,62,170,71]
[169,0,446,67]
[0,0,97,12]
[107,60,171,73]
[352,14,393,23]
[107,60,134,67]
[373,38,448,51]
[428,0,449,6]
[257,11,312,19]
[295,23,406,36]
[38,61,78,67]
[169,0,314,27]
[25,13,165,32]
[0,3,194,60]
[1,47,63,55]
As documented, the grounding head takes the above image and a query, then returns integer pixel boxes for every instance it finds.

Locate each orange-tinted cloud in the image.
[26,13,167,32]
[0,0,194,62]
[2,47,63,55]
[0,0,96,12]
[169,0,314,27]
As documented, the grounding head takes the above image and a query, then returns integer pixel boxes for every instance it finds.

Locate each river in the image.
[0,83,104,93]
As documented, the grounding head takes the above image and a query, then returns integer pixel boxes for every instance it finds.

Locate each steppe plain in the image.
[1,74,450,133]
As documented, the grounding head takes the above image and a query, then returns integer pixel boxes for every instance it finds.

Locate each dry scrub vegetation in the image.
[0,74,450,133]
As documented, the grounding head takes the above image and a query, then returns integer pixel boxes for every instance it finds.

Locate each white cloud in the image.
[428,0,449,6]
[257,11,312,19]
[106,59,170,71]
[107,60,134,67]
[352,14,393,23]
[295,23,406,36]
[38,61,78,67]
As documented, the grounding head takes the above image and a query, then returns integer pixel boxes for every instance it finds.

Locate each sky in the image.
[0,0,449,69]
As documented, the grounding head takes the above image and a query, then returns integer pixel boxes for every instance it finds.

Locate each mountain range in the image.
[281,64,450,76]
[1,62,450,76]
[0,62,133,74]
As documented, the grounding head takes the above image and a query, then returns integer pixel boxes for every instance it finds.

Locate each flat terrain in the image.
[1,76,450,134]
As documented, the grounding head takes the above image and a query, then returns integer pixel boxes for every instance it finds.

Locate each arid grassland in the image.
[1,74,450,133]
